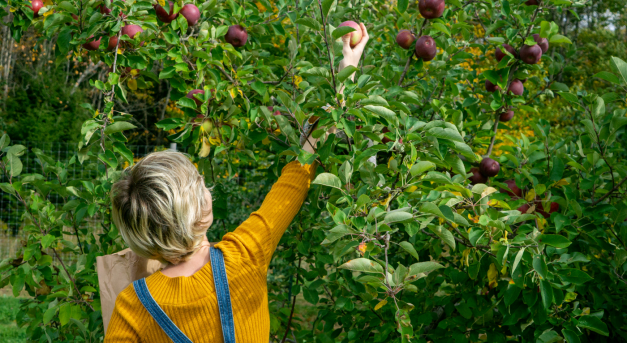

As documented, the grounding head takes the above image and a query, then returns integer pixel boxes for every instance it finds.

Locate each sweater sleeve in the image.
[103,287,142,343]
[216,161,316,274]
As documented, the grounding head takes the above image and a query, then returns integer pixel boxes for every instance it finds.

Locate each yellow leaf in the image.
[404,186,417,193]
[158,0,165,6]
[130,69,139,76]
[127,78,137,91]
[552,179,570,188]
[488,263,498,283]
[564,292,578,302]
[525,189,536,202]
[199,137,211,157]
[261,137,271,145]
[374,299,388,311]
[582,307,590,315]
[117,48,123,55]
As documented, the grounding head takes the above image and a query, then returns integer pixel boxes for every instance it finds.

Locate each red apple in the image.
[154,1,178,23]
[122,24,143,39]
[517,203,530,214]
[499,110,515,122]
[520,44,542,64]
[82,36,102,51]
[418,0,445,19]
[28,0,44,18]
[508,79,524,96]
[396,30,415,50]
[479,158,500,177]
[502,180,522,197]
[415,35,437,61]
[99,4,112,14]
[187,89,205,108]
[532,34,549,53]
[525,0,540,5]
[107,36,119,51]
[469,167,488,185]
[179,4,200,26]
[485,80,499,92]
[338,21,363,48]
[495,44,517,62]
[225,25,248,48]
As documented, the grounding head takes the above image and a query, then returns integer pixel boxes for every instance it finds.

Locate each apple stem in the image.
[315,0,341,108]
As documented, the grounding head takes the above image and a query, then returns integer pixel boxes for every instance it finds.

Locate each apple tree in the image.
[3,0,627,342]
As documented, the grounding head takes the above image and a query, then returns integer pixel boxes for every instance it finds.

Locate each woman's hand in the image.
[338,22,370,74]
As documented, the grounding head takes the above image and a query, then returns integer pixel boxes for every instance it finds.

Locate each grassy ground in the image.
[0,293,26,343]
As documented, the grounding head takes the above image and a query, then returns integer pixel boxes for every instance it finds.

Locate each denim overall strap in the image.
[210,247,236,343]
[132,278,193,343]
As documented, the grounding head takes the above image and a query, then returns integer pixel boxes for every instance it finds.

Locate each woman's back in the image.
[105,161,316,342]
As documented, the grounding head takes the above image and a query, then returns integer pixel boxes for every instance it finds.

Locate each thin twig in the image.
[316,0,341,108]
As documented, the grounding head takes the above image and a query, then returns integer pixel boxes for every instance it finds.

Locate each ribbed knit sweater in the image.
[104,161,316,342]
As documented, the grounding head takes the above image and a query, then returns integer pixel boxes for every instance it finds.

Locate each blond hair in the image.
[110,150,212,265]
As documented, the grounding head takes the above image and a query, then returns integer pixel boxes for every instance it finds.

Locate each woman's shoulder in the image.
[115,281,142,307]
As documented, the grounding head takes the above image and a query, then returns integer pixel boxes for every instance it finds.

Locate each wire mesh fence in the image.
[0,141,272,262]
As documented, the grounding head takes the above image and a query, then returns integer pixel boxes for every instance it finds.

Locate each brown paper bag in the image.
[96,248,165,333]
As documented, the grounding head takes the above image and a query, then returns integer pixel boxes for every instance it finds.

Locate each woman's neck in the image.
[161,236,211,278]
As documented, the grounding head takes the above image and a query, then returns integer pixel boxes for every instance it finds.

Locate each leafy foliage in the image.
[1,0,627,342]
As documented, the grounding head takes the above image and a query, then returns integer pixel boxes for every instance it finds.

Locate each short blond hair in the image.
[110,150,211,265]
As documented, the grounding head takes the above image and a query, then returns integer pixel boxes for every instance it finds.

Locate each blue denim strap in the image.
[210,247,236,343]
[132,278,193,343]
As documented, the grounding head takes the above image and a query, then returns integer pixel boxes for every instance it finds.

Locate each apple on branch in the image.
[396,30,415,50]
[180,4,200,26]
[415,35,437,61]
[154,1,178,24]
[418,0,445,19]
[28,0,44,18]
[225,25,248,48]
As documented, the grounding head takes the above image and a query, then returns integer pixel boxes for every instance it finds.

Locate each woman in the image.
[104,23,369,342]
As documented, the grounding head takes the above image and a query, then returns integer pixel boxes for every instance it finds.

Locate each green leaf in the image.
[420,203,444,218]
[0,134,9,150]
[322,0,335,17]
[577,315,609,336]
[98,149,119,170]
[274,115,299,145]
[397,0,408,12]
[113,142,134,166]
[41,234,56,249]
[549,34,572,44]
[556,268,593,285]
[331,26,356,40]
[410,161,435,176]
[363,105,396,122]
[512,247,525,273]
[408,261,443,276]
[336,65,359,83]
[59,303,71,326]
[399,241,419,260]
[104,121,137,135]
[426,127,464,142]
[537,234,572,248]
[533,254,548,279]
[430,225,456,250]
[593,71,620,84]
[431,22,451,37]
[339,258,384,273]
[43,306,58,324]
[540,279,554,309]
[312,173,342,189]
[562,329,581,343]
[294,17,321,31]
[250,81,267,96]
[610,56,627,84]
[8,154,22,177]
[384,211,413,224]
[0,183,16,196]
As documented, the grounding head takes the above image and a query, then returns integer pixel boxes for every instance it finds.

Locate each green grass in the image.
[0,295,26,343]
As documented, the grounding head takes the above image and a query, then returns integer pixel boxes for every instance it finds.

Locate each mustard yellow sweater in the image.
[104,161,316,342]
